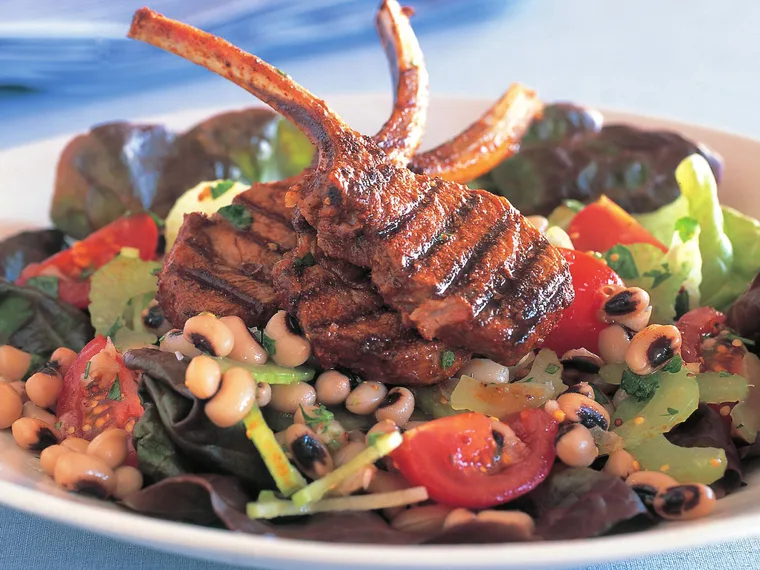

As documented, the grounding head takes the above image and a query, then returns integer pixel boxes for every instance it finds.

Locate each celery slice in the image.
[216,358,314,384]
[697,371,748,404]
[243,405,306,497]
[629,434,726,485]
[291,431,403,506]
[599,363,626,385]
[247,486,429,520]
[731,352,760,442]
[612,369,699,448]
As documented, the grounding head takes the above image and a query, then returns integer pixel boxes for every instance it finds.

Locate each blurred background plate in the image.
[0,0,511,95]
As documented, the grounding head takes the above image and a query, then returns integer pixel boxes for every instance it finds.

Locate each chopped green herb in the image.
[54,421,62,430]
[591,385,611,405]
[293,252,316,272]
[620,369,659,401]
[262,332,277,356]
[210,179,237,199]
[436,233,453,243]
[563,199,585,213]
[643,263,672,288]
[252,328,263,344]
[440,350,456,371]
[148,211,165,228]
[299,404,334,431]
[26,276,59,298]
[367,432,383,447]
[675,216,699,242]
[107,375,122,401]
[665,407,679,416]
[218,204,252,231]
[105,319,123,339]
[604,245,639,279]
[151,267,161,276]
[545,363,560,375]
[661,355,683,373]
[719,371,731,377]
[675,288,690,320]
[276,68,289,77]
[84,360,91,379]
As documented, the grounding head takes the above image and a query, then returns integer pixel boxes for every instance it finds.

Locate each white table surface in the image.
[2,0,760,568]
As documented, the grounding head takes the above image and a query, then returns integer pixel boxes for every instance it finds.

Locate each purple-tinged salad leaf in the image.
[51,123,175,239]
[531,466,650,540]
[0,229,65,282]
[727,272,760,350]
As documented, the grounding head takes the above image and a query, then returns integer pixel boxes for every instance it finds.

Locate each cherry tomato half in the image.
[56,336,143,441]
[391,409,558,509]
[18,214,158,309]
[568,195,667,254]
[541,248,624,355]
[677,307,727,365]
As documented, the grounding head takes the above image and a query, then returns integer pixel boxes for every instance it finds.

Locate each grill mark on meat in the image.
[175,265,270,314]
[377,178,439,238]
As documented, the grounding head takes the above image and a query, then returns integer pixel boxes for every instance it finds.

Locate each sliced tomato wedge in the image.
[676,307,726,364]
[568,195,667,253]
[542,248,624,355]
[56,336,143,441]
[18,214,158,309]
[391,409,558,509]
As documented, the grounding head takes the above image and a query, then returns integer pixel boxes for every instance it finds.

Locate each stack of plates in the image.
[0,0,510,94]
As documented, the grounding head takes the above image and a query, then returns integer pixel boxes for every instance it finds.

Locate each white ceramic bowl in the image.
[0,95,758,569]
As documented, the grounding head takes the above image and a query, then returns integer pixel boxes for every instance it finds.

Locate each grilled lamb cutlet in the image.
[130,9,572,365]
[158,0,429,329]
[274,224,470,385]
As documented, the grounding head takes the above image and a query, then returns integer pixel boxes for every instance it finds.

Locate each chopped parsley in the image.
[299,404,334,431]
[440,350,456,371]
[218,204,252,231]
[84,360,91,379]
[26,275,59,298]
[54,421,62,430]
[604,245,639,279]
[151,267,162,276]
[367,432,384,447]
[620,368,659,401]
[148,211,165,228]
[292,252,316,273]
[664,407,679,416]
[661,355,683,373]
[261,332,277,356]
[107,375,122,401]
[675,216,699,242]
[643,263,671,288]
[210,179,237,199]
[545,363,560,375]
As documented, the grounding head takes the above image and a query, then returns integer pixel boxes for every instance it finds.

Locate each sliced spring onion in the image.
[243,405,307,497]
[216,358,314,384]
[697,371,748,404]
[247,486,428,520]
[291,431,403,507]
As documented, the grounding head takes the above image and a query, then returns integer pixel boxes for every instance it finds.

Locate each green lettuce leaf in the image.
[635,195,690,245]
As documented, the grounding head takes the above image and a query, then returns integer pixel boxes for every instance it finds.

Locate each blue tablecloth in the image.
[2,0,760,568]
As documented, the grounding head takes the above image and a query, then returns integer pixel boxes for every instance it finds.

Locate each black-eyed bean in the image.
[626,324,682,375]
[653,484,716,521]
[599,287,650,325]
[331,440,376,495]
[50,347,78,376]
[8,381,26,401]
[184,355,222,399]
[375,387,415,427]
[142,303,171,336]
[390,504,453,534]
[603,449,640,479]
[160,329,202,358]
[54,452,116,498]
[60,437,90,454]
[256,382,271,407]
[0,345,31,382]
[263,311,311,368]
[566,381,595,400]
[625,470,679,492]
[87,428,129,469]
[22,402,58,427]
[556,392,610,431]
[456,358,510,384]
[346,381,388,415]
[442,508,477,530]
[11,418,57,451]
[205,367,257,428]
[598,324,634,364]
[555,423,598,467]
[475,510,535,539]
[25,368,63,409]
[284,423,333,479]
[0,383,23,429]
[616,306,652,332]
[269,382,316,415]
[113,465,144,499]
[560,349,604,374]
[314,370,352,406]
[40,444,70,476]
[220,316,268,364]
[183,313,235,357]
